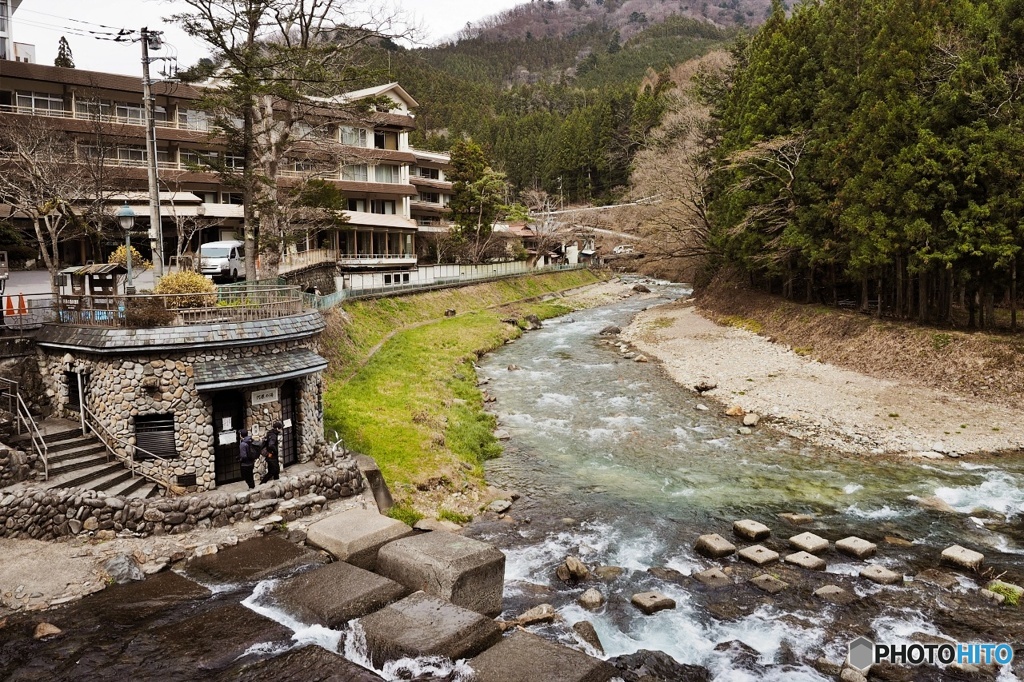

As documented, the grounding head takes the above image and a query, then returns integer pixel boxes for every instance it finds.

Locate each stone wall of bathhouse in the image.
[38,338,326,490]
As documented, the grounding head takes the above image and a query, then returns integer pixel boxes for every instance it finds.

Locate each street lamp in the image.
[117,203,136,295]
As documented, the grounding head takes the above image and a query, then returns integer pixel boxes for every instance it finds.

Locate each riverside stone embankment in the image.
[622,298,1024,458]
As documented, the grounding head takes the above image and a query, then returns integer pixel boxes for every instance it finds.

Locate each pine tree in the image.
[54,36,75,69]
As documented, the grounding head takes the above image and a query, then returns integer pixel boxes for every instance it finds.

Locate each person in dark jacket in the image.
[263,420,281,481]
[238,429,256,489]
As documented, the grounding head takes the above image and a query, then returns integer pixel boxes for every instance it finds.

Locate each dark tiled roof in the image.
[35,312,325,353]
[0,60,205,99]
[193,348,328,391]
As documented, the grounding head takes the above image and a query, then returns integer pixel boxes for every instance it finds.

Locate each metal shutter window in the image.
[134,413,178,460]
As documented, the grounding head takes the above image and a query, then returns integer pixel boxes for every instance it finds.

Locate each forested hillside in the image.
[363,8,733,203]
[672,0,1024,328]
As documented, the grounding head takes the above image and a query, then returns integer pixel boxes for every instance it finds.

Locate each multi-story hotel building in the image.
[0,45,453,291]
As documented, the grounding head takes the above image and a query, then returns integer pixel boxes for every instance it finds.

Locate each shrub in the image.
[124,295,175,327]
[154,271,216,308]
[108,245,152,272]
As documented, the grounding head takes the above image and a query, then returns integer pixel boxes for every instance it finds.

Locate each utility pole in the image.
[141,27,164,280]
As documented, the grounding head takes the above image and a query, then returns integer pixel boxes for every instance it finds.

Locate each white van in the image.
[199,240,245,281]
[612,244,635,255]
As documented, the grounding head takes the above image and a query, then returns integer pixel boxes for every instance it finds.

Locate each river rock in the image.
[579,588,605,610]
[918,496,958,514]
[814,585,858,605]
[738,545,779,566]
[33,622,62,639]
[488,499,512,513]
[633,284,651,293]
[789,532,829,554]
[915,569,958,590]
[599,325,621,336]
[631,591,676,615]
[694,380,717,394]
[785,551,826,571]
[493,430,512,442]
[516,603,557,626]
[860,564,902,585]
[647,567,687,585]
[593,565,625,581]
[836,537,877,560]
[737,427,753,435]
[733,519,771,541]
[750,574,788,594]
[413,518,463,533]
[524,315,542,330]
[556,556,591,583]
[469,630,617,682]
[573,620,605,654]
[608,649,711,682]
[714,641,762,671]
[696,403,710,411]
[694,533,736,559]
[725,405,745,417]
[941,545,985,571]
[742,413,760,427]
[693,567,731,588]
[103,554,145,585]
[840,669,868,682]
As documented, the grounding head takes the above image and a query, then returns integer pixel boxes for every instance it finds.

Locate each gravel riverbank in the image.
[622,298,1024,458]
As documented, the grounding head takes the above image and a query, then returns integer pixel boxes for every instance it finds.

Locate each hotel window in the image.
[178,109,209,131]
[370,200,396,215]
[180,149,209,168]
[340,126,368,146]
[374,165,399,184]
[342,164,368,181]
[347,199,366,212]
[418,192,440,204]
[224,154,246,170]
[75,100,112,119]
[114,102,146,124]
[415,167,440,180]
[15,91,64,114]
[221,193,244,205]
[374,131,398,150]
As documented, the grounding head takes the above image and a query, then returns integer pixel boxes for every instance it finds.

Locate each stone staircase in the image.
[9,419,161,499]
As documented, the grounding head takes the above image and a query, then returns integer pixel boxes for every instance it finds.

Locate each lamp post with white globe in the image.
[117,203,137,295]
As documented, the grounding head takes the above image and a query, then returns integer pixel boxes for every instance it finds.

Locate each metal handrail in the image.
[0,377,48,480]
[80,404,182,496]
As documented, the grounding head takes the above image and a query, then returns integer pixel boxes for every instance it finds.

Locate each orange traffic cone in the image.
[4,295,13,317]
[16,293,26,315]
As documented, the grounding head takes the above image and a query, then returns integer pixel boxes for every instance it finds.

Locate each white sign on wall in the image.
[252,388,279,406]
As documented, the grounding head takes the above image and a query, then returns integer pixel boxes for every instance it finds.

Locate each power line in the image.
[17,7,129,33]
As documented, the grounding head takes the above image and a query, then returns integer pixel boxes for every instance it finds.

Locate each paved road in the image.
[2,269,157,297]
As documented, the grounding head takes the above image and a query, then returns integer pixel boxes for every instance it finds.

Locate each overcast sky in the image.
[12,0,524,76]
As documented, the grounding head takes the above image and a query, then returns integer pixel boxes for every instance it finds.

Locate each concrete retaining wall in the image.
[0,462,362,541]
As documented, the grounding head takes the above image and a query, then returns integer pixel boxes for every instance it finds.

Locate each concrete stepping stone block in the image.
[941,545,985,571]
[785,551,826,571]
[358,591,502,668]
[630,591,676,615]
[694,533,736,559]
[789,532,829,554]
[150,603,292,671]
[836,537,877,560]
[225,644,385,681]
[733,519,771,541]
[693,567,732,588]
[376,530,506,616]
[270,561,409,628]
[183,535,323,584]
[738,545,779,566]
[860,564,902,585]
[469,630,617,682]
[87,571,211,625]
[987,580,1023,603]
[813,584,857,605]
[307,508,413,570]
[779,512,814,524]
[750,574,788,594]
[980,588,1005,605]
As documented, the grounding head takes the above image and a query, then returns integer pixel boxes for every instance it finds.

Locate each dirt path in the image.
[622,300,1024,458]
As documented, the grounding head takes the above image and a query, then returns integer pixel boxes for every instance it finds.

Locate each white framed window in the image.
[374,165,399,184]
[178,109,209,131]
[342,164,368,181]
[370,200,396,215]
[340,126,368,146]
[15,91,64,114]
[114,102,145,124]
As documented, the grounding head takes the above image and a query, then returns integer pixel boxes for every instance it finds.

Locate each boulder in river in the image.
[572,620,604,654]
[694,380,717,394]
[516,603,557,626]
[556,556,591,583]
[33,622,62,640]
[103,554,145,585]
[725,405,745,417]
[917,496,958,514]
[578,588,605,610]
[593,565,625,581]
[599,325,622,336]
[632,284,651,293]
[608,649,711,682]
[647,567,687,585]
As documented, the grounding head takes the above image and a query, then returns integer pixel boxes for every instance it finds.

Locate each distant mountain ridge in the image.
[453,0,771,44]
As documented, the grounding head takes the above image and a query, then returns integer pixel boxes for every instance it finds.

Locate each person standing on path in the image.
[238,429,256,489]
[263,421,281,481]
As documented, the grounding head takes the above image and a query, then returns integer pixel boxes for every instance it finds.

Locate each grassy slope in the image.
[321,270,604,510]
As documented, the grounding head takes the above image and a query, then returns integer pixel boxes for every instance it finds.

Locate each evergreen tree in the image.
[54,36,75,69]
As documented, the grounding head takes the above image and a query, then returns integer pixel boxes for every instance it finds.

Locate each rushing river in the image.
[467,279,1024,680]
